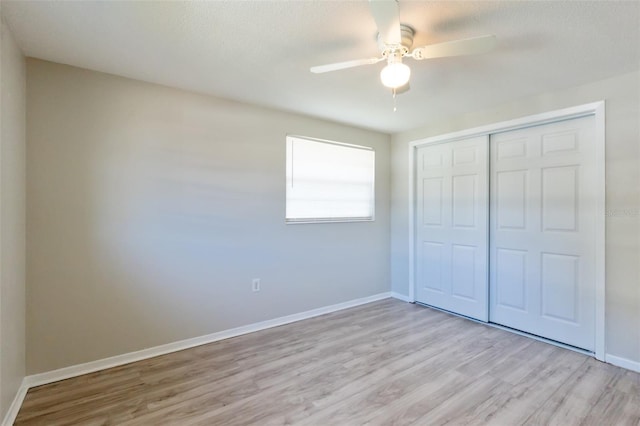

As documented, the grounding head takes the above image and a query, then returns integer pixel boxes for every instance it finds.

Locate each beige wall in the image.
[391,70,640,363]
[26,59,391,374]
[0,14,26,420]
[23,56,639,377]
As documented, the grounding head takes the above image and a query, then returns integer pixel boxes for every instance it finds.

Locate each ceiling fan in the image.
[310,0,496,93]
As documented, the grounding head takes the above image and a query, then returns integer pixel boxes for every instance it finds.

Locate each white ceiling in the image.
[3,0,639,133]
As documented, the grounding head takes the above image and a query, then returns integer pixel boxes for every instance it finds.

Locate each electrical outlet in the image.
[252,278,261,292]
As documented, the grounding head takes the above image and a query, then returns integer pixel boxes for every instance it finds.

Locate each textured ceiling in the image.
[3,0,640,133]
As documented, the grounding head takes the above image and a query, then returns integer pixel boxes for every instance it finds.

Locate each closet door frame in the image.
[408,101,605,361]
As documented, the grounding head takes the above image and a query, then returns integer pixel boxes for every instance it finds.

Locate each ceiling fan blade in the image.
[369,0,402,45]
[411,34,496,60]
[310,57,383,74]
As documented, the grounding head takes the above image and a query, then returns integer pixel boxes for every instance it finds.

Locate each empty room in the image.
[1,0,639,424]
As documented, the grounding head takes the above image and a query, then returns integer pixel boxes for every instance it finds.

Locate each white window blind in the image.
[286,136,375,223]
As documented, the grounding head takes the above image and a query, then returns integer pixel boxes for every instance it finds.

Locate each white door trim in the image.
[407,101,606,361]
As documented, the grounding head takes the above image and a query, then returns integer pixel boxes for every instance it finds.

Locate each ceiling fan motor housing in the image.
[378,24,415,57]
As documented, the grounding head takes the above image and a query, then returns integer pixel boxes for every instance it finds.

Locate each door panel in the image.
[541,253,579,323]
[422,178,443,225]
[452,175,477,227]
[541,166,578,232]
[422,242,444,292]
[496,170,527,229]
[416,136,489,321]
[451,244,477,299]
[495,248,527,311]
[489,116,596,351]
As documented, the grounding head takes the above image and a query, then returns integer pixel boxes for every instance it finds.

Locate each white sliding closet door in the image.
[489,116,596,351]
[416,136,489,321]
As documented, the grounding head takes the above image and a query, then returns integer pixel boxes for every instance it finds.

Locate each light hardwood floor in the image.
[15,299,640,425]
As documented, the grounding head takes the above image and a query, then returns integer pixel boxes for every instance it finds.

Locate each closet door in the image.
[489,116,596,351]
[416,136,489,321]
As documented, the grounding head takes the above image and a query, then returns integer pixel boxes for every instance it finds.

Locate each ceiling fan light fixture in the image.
[380,61,411,89]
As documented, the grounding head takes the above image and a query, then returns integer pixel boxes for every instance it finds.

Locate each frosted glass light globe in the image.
[380,62,411,89]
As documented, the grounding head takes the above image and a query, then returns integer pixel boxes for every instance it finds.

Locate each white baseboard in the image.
[605,354,640,373]
[390,292,412,303]
[2,382,28,426]
[23,292,391,389]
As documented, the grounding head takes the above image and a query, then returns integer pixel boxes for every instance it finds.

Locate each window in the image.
[286,135,375,223]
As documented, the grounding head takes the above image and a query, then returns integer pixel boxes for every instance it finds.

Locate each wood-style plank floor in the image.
[15,299,640,425]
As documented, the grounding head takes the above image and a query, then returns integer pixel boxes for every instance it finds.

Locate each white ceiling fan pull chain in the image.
[393,88,397,112]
